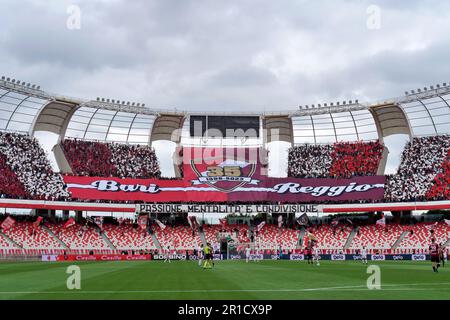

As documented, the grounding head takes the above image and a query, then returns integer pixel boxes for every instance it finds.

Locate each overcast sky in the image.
[1,0,450,175]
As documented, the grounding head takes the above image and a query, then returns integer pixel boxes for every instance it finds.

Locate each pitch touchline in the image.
[1,283,450,294]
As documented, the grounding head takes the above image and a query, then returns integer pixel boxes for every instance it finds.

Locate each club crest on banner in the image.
[190,159,260,192]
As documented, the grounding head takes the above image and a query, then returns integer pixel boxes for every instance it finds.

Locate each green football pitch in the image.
[0,260,449,300]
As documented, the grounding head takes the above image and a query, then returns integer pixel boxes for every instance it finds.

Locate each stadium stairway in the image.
[344,229,357,249]
[101,232,117,250]
[199,229,207,247]
[444,238,450,247]
[298,228,306,246]
[0,230,22,248]
[151,233,162,250]
[391,231,409,250]
[42,225,68,249]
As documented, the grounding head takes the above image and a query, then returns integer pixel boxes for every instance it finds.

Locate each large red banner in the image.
[64,175,385,203]
[64,147,385,203]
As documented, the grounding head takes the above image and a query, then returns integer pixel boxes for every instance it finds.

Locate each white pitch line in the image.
[1,282,450,295]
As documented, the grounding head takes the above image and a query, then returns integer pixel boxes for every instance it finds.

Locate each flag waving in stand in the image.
[278,215,283,228]
[188,216,199,230]
[33,216,43,231]
[155,219,166,230]
[94,216,104,231]
[331,218,339,228]
[296,213,310,227]
[376,215,386,227]
[138,215,148,231]
[256,221,266,232]
[63,217,76,229]
[1,216,16,231]
[219,218,228,228]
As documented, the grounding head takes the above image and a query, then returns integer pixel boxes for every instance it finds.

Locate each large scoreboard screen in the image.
[189,115,260,138]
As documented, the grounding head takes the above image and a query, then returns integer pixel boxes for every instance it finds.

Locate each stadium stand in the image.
[329,141,384,178]
[396,222,450,252]
[0,218,448,255]
[203,224,250,245]
[61,139,161,178]
[0,132,68,200]
[0,153,29,199]
[427,149,450,201]
[2,221,65,250]
[46,223,110,251]
[155,225,202,250]
[288,140,383,179]
[254,224,299,250]
[103,223,157,251]
[311,224,352,252]
[288,144,333,178]
[349,224,406,251]
[0,233,16,252]
[385,135,450,202]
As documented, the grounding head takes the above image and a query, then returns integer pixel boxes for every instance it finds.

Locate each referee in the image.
[203,242,213,269]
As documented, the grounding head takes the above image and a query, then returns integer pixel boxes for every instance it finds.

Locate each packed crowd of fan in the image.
[0,154,29,199]
[329,140,384,178]
[62,139,161,179]
[0,132,68,200]
[288,140,383,179]
[288,144,332,178]
[385,135,450,202]
[426,149,450,201]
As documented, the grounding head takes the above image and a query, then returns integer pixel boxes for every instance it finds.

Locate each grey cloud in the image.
[1,0,450,111]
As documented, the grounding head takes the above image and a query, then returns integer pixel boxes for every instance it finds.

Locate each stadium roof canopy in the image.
[1,77,450,146]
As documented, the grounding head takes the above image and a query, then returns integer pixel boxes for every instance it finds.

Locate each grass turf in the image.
[0,260,449,300]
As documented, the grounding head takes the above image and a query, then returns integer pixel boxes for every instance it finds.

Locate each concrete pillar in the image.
[377,145,390,175]
[52,143,73,174]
